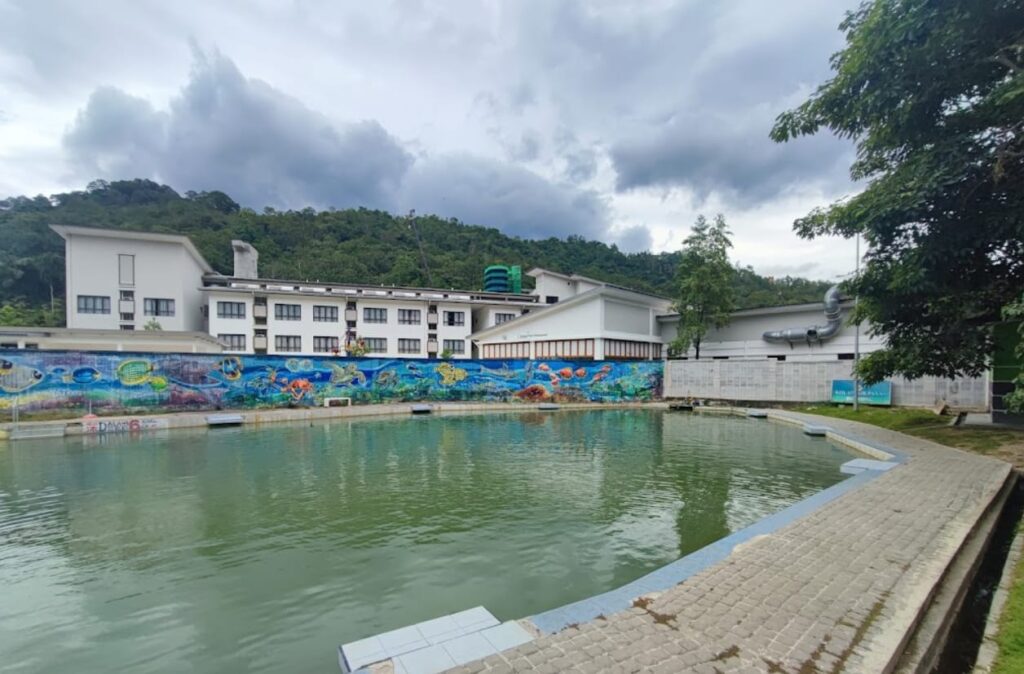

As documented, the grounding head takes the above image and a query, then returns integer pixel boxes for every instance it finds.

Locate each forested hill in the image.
[0,180,831,325]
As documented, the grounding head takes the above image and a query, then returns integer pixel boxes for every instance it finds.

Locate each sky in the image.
[0,0,864,281]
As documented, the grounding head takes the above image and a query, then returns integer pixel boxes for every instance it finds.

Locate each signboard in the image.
[830,379,892,406]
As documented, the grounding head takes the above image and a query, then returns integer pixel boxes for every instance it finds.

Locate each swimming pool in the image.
[0,409,851,673]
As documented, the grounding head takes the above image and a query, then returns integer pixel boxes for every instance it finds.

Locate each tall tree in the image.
[670,214,736,360]
[771,0,1024,382]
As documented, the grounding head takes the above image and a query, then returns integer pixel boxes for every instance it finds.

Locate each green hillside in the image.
[0,179,832,326]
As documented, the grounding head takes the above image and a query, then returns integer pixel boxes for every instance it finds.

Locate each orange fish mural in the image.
[538,363,550,372]
[558,367,573,379]
[575,368,587,378]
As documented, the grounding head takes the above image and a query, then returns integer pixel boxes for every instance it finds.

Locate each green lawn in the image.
[797,405,1024,462]
[994,522,1024,673]
[797,404,1024,671]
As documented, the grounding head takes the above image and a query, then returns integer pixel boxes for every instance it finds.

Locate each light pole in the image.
[853,232,861,412]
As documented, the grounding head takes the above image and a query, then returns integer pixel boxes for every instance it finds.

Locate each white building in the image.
[52,225,212,333]
[470,269,672,361]
[53,225,539,358]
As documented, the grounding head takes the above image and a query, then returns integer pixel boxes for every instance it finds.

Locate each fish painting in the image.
[155,359,222,388]
[0,359,44,393]
[217,356,243,381]
[575,368,587,379]
[558,367,573,379]
[117,359,155,386]
[436,362,468,386]
[67,367,101,384]
[375,370,398,387]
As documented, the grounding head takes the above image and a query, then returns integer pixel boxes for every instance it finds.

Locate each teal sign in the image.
[830,379,892,406]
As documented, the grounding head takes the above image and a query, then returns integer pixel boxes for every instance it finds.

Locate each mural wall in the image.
[0,350,663,416]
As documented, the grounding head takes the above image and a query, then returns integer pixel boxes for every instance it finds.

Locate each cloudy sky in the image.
[0,0,864,280]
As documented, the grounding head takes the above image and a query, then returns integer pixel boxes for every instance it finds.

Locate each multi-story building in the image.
[54,226,538,358]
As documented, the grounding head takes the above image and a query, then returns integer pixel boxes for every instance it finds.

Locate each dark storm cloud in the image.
[64,50,412,210]
[610,114,853,204]
[503,0,857,201]
[63,50,613,242]
[398,154,608,240]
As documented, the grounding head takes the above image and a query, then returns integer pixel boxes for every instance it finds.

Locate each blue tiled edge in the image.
[529,411,907,634]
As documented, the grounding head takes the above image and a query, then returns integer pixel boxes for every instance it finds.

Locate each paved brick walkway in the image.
[444,411,1013,674]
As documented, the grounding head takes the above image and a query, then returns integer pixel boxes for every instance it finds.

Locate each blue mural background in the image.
[0,350,663,415]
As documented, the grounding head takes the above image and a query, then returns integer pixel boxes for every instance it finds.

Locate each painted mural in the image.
[0,351,663,415]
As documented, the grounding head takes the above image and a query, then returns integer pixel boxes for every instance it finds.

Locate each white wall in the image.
[664,359,989,410]
[206,291,254,352]
[531,272,575,304]
[660,304,886,361]
[65,233,207,332]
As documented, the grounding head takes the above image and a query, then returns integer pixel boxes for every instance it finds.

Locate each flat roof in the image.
[50,224,215,273]
[657,297,853,322]
[202,276,539,305]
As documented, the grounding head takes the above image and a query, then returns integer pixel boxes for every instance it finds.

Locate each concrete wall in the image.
[664,359,989,410]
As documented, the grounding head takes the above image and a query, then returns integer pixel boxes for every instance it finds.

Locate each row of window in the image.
[216,301,472,326]
[77,295,175,316]
[217,334,466,354]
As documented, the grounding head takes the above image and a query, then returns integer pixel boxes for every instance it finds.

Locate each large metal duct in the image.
[762,285,843,345]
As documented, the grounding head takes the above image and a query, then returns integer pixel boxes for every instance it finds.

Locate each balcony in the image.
[345,308,357,322]
[253,335,268,351]
[118,300,135,314]
[253,304,267,319]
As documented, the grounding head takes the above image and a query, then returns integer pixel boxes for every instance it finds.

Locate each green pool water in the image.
[0,409,851,673]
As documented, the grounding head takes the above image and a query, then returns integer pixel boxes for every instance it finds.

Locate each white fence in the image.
[664,359,990,410]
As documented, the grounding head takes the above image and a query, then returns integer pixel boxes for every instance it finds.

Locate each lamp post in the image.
[853,232,861,412]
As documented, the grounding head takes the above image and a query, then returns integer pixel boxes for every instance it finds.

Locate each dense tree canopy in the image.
[0,179,832,326]
[772,0,1024,381]
[670,215,736,360]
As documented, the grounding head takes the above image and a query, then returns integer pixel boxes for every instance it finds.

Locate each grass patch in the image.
[993,524,1024,673]
[796,405,1024,459]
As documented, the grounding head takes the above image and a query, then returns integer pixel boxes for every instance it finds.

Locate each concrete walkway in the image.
[443,411,1013,674]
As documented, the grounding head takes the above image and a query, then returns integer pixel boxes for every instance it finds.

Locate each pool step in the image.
[338,606,533,674]
[410,404,432,415]
[206,414,244,427]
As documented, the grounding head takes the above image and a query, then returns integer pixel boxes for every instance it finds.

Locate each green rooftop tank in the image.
[484,265,522,293]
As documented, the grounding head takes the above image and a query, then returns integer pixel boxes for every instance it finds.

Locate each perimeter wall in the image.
[0,350,663,415]
[665,359,989,409]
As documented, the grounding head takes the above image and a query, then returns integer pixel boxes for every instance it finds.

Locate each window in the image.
[838,353,855,360]
[363,307,387,323]
[545,296,559,304]
[364,337,387,353]
[275,335,302,352]
[494,313,516,325]
[398,338,421,354]
[120,290,134,301]
[274,303,301,321]
[604,339,658,360]
[118,254,134,285]
[481,342,529,359]
[313,305,338,322]
[398,309,421,325]
[120,324,134,331]
[534,339,595,359]
[313,336,340,353]
[144,298,175,317]
[443,339,465,354]
[217,301,246,319]
[218,334,246,351]
[120,312,134,321]
[77,295,110,314]
[443,311,465,326]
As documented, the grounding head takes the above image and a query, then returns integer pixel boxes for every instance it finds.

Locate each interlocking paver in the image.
[439,410,1011,673]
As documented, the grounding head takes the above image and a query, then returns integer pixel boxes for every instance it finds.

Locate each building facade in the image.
[53,225,212,333]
